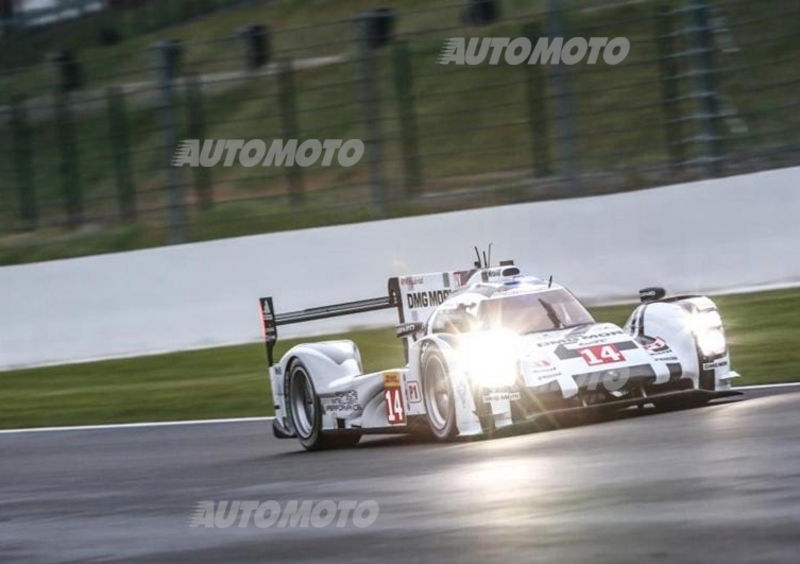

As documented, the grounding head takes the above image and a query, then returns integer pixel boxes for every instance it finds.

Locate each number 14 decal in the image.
[384,388,406,424]
[382,372,406,425]
[578,344,625,366]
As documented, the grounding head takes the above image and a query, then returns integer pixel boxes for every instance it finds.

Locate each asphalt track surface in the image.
[2,386,800,563]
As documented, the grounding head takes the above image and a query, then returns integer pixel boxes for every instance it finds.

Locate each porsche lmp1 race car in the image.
[258,255,740,450]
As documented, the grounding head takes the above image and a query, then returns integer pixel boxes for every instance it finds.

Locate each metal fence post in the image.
[276,59,305,205]
[355,12,388,217]
[53,90,82,228]
[238,24,271,71]
[184,75,213,210]
[655,5,685,171]
[49,50,83,228]
[686,0,723,177]
[522,22,552,178]
[9,98,37,229]
[152,40,186,245]
[391,41,422,196]
[106,86,137,221]
[546,0,581,194]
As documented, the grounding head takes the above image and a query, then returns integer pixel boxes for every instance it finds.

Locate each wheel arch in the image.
[413,333,482,438]
[278,340,363,394]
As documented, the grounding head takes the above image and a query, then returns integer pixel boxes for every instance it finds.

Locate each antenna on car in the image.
[548,275,553,288]
[473,244,495,269]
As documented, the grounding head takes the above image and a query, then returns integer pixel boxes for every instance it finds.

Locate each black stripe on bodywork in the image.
[667,363,683,382]
[554,344,580,359]
[629,305,640,335]
[636,305,648,338]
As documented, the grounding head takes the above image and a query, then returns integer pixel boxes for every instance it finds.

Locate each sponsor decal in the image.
[395,322,422,338]
[482,391,521,403]
[383,372,401,388]
[521,357,560,386]
[400,276,424,289]
[654,355,679,363]
[644,337,671,354]
[383,372,406,425]
[536,328,625,348]
[523,368,561,387]
[320,390,361,415]
[405,289,453,310]
[703,359,729,371]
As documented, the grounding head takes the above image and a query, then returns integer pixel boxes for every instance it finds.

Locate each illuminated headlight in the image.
[459,330,519,388]
[689,310,727,357]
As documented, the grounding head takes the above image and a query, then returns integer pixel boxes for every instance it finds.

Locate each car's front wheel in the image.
[285,359,361,450]
[421,347,458,441]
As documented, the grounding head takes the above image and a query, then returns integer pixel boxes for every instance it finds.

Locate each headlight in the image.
[689,310,726,357]
[458,330,519,388]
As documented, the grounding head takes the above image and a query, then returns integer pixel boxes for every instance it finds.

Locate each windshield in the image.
[478,289,594,334]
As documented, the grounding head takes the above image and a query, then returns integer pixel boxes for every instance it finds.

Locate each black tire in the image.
[272,418,295,439]
[421,347,458,441]
[285,359,361,451]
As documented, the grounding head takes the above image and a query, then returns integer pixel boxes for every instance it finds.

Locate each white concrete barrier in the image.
[2,166,799,370]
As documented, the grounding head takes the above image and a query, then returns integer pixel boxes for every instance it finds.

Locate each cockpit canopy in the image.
[429,288,594,335]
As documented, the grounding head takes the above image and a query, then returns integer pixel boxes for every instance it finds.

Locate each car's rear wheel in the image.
[286,359,361,450]
[421,348,458,440]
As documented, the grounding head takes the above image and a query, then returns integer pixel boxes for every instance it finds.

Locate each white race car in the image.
[259,256,740,450]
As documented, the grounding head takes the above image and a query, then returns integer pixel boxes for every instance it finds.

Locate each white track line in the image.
[0,416,274,435]
[2,382,799,435]
[734,382,800,390]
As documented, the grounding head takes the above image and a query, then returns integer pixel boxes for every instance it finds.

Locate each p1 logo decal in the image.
[383,372,406,425]
[406,381,422,403]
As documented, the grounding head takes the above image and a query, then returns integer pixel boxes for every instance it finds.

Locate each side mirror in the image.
[396,322,424,339]
[639,287,666,303]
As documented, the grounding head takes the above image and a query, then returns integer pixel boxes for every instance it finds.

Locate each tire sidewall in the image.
[285,359,323,450]
[421,347,457,440]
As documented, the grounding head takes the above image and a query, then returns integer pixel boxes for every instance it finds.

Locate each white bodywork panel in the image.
[624,296,738,391]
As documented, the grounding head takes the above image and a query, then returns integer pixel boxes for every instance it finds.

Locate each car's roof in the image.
[441,273,568,310]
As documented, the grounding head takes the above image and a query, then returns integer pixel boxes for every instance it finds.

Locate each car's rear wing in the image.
[258,257,513,365]
[258,279,403,366]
